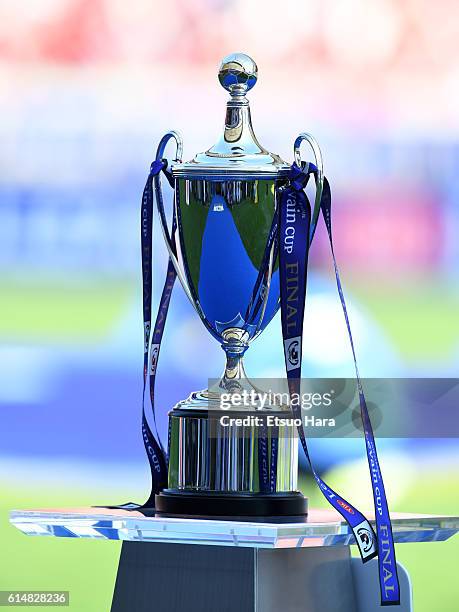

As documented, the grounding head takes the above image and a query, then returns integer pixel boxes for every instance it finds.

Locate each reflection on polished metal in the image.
[171,54,289,178]
[167,413,298,493]
[154,53,323,515]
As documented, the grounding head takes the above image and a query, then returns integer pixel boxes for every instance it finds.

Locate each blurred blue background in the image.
[0,1,458,610]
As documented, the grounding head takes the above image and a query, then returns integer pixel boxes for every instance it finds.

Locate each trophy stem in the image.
[218,327,250,394]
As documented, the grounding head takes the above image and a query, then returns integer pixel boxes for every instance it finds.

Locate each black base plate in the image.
[155,490,308,519]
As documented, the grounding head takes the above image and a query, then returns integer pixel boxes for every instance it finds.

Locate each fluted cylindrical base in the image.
[167,405,298,494]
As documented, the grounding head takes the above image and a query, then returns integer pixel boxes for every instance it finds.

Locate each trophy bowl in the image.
[153,53,323,517]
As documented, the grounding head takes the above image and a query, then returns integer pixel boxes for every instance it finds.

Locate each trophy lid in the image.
[171,53,290,180]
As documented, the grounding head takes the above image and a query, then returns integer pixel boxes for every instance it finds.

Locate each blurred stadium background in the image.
[0,0,458,610]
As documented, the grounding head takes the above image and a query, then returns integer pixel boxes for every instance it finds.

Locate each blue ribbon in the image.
[279,162,400,606]
[140,159,176,506]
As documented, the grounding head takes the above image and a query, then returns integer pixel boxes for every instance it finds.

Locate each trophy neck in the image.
[220,352,248,391]
[226,100,263,154]
[218,327,249,391]
[221,327,249,356]
[205,99,266,158]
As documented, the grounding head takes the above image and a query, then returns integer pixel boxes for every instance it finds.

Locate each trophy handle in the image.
[154,130,182,252]
[293,133,324,242]
[154,131,199,310]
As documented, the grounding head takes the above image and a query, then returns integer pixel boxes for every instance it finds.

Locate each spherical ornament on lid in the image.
[218,53,258,96]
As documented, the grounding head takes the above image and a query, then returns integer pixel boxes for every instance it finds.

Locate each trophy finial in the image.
[218,53,258,97]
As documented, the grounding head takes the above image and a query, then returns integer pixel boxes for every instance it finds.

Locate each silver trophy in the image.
[154,53,323,517]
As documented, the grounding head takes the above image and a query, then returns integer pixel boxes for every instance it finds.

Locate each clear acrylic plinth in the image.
[9,507,459,549]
